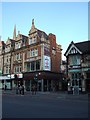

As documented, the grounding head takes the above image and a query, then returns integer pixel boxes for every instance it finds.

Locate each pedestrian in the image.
[21,85,24,95]
[19,85,22,94]
[32,84,36,95]
[34,85,36,95]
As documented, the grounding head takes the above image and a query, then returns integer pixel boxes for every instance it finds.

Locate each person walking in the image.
[21,85,24,95]
[19,85,22,94]
[34,84,36,95]
[32,84,36,95]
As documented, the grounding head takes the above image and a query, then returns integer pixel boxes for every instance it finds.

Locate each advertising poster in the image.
[43,55,51,71]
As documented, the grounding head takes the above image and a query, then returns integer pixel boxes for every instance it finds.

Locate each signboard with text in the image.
[7,74,23,79]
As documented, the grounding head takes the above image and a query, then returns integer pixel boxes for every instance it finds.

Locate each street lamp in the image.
[34,73,38,83]
[10,47,13,90]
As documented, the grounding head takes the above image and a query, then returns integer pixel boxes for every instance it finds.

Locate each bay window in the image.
[70,55,80,65]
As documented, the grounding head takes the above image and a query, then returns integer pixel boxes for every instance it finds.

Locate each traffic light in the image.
[34,74,38,82]
[14,74,18,79]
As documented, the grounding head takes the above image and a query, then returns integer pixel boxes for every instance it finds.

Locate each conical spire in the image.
[32,19,34,25]
[13,24,16,40]
[31,19,35,29]
[29,19,36,35]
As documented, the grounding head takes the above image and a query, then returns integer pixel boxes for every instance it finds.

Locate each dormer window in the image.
[34,37,36,43]
[15,42,21,49]
[5,45,10,53]
[29,38,32,45]
[29,37,36,45]
[22,38,26,46]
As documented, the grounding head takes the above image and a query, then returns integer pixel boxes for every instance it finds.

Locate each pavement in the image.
[1,89,89,102]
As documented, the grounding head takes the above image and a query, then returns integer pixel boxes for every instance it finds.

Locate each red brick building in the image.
[0,19,62,91]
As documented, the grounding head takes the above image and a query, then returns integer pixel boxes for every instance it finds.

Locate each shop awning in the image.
[0,76,10,80]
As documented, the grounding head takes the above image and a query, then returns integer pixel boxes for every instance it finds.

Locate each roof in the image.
[19,34,28,38]
[64,40,90,56]
[37,29,48,40]
[75,41,90,54]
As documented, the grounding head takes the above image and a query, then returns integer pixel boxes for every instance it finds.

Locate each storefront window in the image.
[72,73,82,86]
[27,63,30,72]
[31,61,35,71]
[6,67,8,74]
[19,65,22,72]
[36,60,40,70]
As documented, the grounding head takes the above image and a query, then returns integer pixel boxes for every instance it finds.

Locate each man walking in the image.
[32,84,36,95]
[21,85,24,95]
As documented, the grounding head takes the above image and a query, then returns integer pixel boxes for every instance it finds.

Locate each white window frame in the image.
[29,38,32,45]
[35,48,38,56]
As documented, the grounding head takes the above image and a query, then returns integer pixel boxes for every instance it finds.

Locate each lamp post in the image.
[10,47,12,90]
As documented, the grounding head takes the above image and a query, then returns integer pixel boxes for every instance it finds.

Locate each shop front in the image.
[86,70,90,93]
[0,75,11,90]
[23,71,62,92]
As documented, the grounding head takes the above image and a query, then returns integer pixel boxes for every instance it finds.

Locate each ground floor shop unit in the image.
[0,74,23,90]
[0,71,63,92]
[23,71,63,92]
[0,75,11,90]
[86,70,90,93]
[68,69,90,94]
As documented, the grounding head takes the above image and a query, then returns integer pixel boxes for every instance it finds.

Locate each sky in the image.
[1,1,88,60]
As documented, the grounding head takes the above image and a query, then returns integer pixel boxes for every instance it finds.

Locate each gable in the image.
[6,38,11,45]
[65,44,82,56]
[29,27,37,35]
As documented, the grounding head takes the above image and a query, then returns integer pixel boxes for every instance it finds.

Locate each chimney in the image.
[13,24,16,40]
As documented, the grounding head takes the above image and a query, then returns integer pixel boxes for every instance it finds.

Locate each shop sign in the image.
[7,74,23,78]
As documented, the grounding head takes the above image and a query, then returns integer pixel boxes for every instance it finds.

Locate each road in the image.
[2,91,89,119]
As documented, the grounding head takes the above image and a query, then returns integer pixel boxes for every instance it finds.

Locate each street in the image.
[2,91,89,119]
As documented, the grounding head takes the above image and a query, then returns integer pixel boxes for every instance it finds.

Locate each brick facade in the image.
[0,19,62,91]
